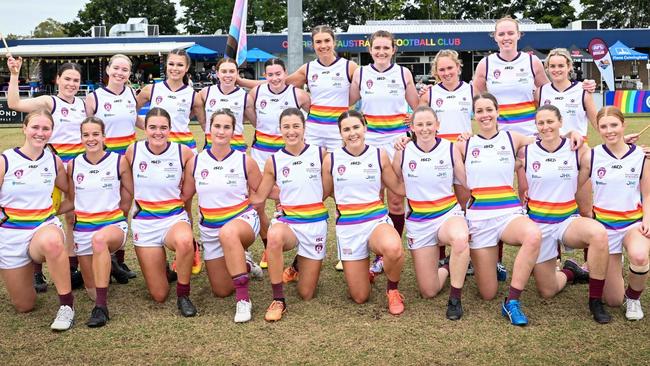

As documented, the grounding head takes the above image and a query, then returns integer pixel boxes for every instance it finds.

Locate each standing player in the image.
[124,107,197,317]
[0,110,74,331]
[251,108,329,322]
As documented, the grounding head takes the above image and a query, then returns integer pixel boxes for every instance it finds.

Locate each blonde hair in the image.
[431,50,462,82]
[492,16,521,37]
[23,109,54,128]
[596,106,625,126]
[545,48,574,70]
[108,54,132,69]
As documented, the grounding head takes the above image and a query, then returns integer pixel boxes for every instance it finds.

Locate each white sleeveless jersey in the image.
[359,64,409,145]
[591,144,644,230]
[525,139,579,224]
[539,82,588,136]
[203,85,247,151]
[150,81,196,149]
[71,151,125,232]
[252,84,299,153]
[401,139,457,222]
[272,144,328,224]
[306,57,351,137]
[92,86,138,154]
[485,52,537,135]
[464,131,521,219]
[132,141,184,220]
[194,149,251,229]
[428,81,473,141]
[0,148,56,229]
[331,145,387,225]
[50,96,86,162]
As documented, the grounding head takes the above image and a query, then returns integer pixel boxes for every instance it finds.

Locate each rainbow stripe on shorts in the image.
[169,131,197,150]
[73,208,126,232]
[0,206,55,230]
[278,202,329,224]
[407,195,458,222]
[497,101,536,126]
[204,133,247,151]
[199,200,251,229]
[593,205,642,230]
[365,113,409,135]
[50,142,84,163]
[252,130,284,152]
[527,199,577,224]
[134,198,184,220]
[105,133,136,155]
[469,186,520,210]
[307,105,349,126]
[336,200,387,225]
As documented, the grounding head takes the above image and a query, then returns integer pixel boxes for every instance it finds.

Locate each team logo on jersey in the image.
[436,98,444,107]
[532,161,541,172]
[104,102,112,111]
[493,70,501,79]
[139,161,148,172]
[520,68,524,72]
[366,80,374,89]
[230,168,235,173]
[311,74,318,82]
[155,96,163,104]
[76,173,85,184]
[209,99,216,107]
[570,99,575,103]
[282,166,290,177]
[201,169,209,179]
[13,169,23,178]
[471,148,480,158]
[597,167,606,178]
[134,233,139,241]
[315,242,323,253]
[337,165,346,175]
[260,100,267,109]
[61,107,69,117]
[409,160,417,171]
[544,99,551,105]
[407,237,414,248]
[631,167,636,173]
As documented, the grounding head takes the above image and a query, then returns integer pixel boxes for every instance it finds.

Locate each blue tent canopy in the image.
[186,44,219,59]
[246,48,275,63]
[610,41,648,61]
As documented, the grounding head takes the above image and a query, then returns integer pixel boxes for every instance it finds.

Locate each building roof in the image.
[4,41,195,57]
[347,19,553,33]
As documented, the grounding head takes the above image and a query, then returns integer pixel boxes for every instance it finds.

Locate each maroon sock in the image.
[388,213,405,236]
[262,238,268,249]
[626,286,643,300]
[176,282,190,298]
[69,256,78,270]
[115,249,125,264]
[33,263,43,273]
[439,247,447,261]
[556,243,562,260]
[441,263,450,273]
[497,242,504,262]
[449,286,462,300]
[95,287,108,307]
[387,279,399,291]
[561,268,575,283]
[588,278,605,299]
[506,286,523,302]
[58,292,74,307]
[246,262,251,273]
[583,248,589,262]
[233,273,250,302]
[272,282,284,301]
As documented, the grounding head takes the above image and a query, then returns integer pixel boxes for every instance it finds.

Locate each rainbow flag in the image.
[469,186,520,210]
[307,105,349,126]
[252,130,284,152]
[407,195,458,222]
[225,0,248,66]
[365,113,409,134]
[74,208,126,232]
[169,131,197,150]
[593,205,642,230]
[605,90,650,114]
[1,206,55,230]
[200,200,251,229]
[105,133,136,155]
[50,142,84,162]
[279,202,329,224]
[527,199,577,224]
[134,198,184,220]
[497,101,536,125]
[336,200,387,225]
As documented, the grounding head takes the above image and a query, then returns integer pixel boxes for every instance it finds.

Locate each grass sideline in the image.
[1,121,649,365]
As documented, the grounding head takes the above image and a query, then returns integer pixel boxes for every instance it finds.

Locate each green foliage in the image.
[580,0,650,28]
[520,0,576,28]
[33,18,67,38]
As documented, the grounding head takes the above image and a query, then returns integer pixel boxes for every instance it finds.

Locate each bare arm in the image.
[532,58,550,88]
[237,75,265,89]
[85,91,97,116]
[118,155,134,216]
[286,64,307,89]
[452,144,468,189]
[250,158,276,205]
[56,159,75,215]
[6,57,52,112]
[136,84,153,110]
[296,88,311,114]
[191,90,205,132]
[380,150,405,196]
[246,155,263,193]
[180,156,196,204]
[321,152,334,199]
[391,150,404,182]
[349,68,361,106]
[584,90,598,131]
[244,87,258,127]
[639,158,650,236]
[402,68,420,110]
[472,58,487,94]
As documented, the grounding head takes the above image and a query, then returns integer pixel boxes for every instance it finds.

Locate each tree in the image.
[180,0,286,35]
[518,0,576,28]
[580,0,650,28]
[33,18,67,38]
[64,0,177,37]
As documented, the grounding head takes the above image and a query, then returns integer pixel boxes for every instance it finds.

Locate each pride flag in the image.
[225,0,248,66]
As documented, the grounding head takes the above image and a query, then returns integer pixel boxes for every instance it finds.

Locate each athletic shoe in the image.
[191,240,202,275]
[177,296,197,317]
[446,298,463,321]
[624,297,644,321]
[70,267,84,290]
[119,262,137,279]
[259,251,268,270]
[86,306,109,328]
[387,289,405,315]
[166,262,177,283]
[466,261,474,276]
[563,259,589,284]
[588,298,611,324]
[370,256,384,274]
[34,271,48,293]
[335,260,343,271]
[50,305,75,331]
[246,251,264,279]
[110,257,130,284]
[282,266,299,283]
[501,298,528,326]
[496,261,508,282]
[264,300,286,322]
[234,300,252,323]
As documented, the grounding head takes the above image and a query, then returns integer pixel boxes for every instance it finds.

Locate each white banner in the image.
[588,38,615,91]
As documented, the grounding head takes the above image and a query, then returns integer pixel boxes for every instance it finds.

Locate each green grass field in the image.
[0,121,649,365]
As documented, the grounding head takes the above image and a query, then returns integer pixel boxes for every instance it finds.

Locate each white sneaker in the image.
[625,298,644,321]
[50,305,75,331]
[234,300,252,323]
[245,251,263,279]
